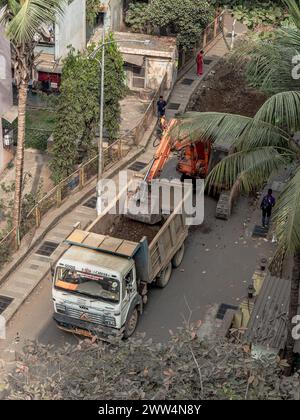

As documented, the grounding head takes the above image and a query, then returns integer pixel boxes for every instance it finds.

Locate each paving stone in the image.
[1,289,26,299]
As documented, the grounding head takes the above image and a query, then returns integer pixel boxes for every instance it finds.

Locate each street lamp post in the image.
[89,34,150,183]
[98,28,105,180]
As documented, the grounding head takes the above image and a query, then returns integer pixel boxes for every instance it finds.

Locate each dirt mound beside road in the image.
[188,59,267,117]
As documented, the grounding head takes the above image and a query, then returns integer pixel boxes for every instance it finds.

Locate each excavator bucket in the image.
[126,178,162,225]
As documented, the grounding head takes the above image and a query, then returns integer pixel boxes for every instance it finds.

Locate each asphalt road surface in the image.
[0,196,274,361]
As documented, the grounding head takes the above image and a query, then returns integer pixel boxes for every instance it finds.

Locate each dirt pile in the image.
[104,216,162,244]
[188,59,267,117]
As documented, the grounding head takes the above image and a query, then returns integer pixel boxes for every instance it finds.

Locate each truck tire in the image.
[172,243,185,268]
[123,308,139,339]
[157,262,172,288]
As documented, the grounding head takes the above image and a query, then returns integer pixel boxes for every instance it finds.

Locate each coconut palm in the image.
[175,0,300,373]
[240,0,300,94]
[0,0,65,236]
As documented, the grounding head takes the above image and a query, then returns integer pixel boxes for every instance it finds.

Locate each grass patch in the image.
[3,107,57,151]
[25,108,57,150]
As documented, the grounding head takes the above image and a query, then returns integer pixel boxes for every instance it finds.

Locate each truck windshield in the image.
[54,267,120,303]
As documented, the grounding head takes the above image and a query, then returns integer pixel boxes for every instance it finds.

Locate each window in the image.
[55,267,120,303]
[95,12,105,28]
[125,63,146,89]
[132,65,145,88]
[123,269,134,298]
[125,270,134,286]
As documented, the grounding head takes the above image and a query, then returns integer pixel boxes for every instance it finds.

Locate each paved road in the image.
[0,194,274,361]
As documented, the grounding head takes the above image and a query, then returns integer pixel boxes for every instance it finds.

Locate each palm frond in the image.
[273,166,300,254]
[3,0,66,44]
[282,0,300,30]
[254,91,300,133]
[175,112,290,151]
[205,146,291,193]
[245,42,300,94]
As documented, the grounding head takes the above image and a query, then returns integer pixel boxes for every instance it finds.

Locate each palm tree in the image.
[175,0,300,374]
[0,0,65,237]
[240,0,300,95]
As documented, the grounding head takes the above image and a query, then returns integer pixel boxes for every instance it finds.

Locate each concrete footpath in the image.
[0,29,234,328]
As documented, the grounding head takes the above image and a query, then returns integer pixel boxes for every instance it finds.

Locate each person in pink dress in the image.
[196,50,204,76]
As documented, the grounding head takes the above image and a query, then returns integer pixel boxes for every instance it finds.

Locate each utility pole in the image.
[98,28,105,181]
[230,16,237,51]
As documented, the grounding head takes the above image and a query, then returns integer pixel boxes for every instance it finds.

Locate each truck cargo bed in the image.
[102,215,163,244]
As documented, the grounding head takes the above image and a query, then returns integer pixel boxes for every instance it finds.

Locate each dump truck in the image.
[52,179,191,339]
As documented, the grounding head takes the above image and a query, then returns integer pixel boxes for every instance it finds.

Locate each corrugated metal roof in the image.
[245,275,290,351]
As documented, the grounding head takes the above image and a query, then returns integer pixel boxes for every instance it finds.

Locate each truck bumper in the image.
[53,312,123,340]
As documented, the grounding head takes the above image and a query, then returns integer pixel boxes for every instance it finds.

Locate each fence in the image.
[0,73,168,269]
[202,11,224,51]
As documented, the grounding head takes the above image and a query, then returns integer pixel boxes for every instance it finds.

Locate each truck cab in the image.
[52,239,142,339]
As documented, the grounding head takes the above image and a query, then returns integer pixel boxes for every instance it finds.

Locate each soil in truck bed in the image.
[103,216,163,244]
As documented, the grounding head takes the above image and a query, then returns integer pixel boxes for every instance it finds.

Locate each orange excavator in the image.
[147,117,211,182]
[126,117,215,224]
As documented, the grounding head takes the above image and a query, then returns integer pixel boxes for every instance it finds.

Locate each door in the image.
[121,268,136,324]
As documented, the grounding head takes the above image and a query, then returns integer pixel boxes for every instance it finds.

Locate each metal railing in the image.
[202,11,225,51]
[0,73,168,269]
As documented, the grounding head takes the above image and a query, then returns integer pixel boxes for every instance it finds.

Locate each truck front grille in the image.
[65,307,116,327]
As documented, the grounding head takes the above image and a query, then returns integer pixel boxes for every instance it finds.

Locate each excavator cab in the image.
[177,142,211,179]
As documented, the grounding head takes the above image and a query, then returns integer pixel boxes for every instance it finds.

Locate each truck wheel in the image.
[123,308,139,339]
[172,243,185,268]
[157,262,172,288]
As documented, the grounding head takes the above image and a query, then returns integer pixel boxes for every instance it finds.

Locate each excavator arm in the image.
[146,118,211,182]
[145,118,177,182]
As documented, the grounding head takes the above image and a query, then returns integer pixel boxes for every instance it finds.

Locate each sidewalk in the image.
[0,31,234,327]
[166,42,229,120]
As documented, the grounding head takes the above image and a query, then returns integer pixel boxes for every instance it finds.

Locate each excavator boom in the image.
[146,118,177,182]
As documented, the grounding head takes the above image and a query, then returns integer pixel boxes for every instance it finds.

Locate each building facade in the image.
[34,0,87,89]
[0,25,16,174]
[114,32,178,92]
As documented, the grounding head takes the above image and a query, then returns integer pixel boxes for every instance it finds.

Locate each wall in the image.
[146,56,177,91]
[0,25,14,174]
[0,25,12,116]
[55,0,86,60]
[103,0,123,31]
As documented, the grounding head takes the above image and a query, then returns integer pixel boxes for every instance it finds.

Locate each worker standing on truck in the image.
[260,189,275,228]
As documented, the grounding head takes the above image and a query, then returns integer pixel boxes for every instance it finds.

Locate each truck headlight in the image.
[104,316,116,327]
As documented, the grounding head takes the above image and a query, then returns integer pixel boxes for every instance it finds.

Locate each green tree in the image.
[126,0,214,50]
[86,0,100,26]
[176,0,300,374]
[50,33,126,183]
[0,0,66,234]
[241,0,300,94]
[49,47,99,183]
